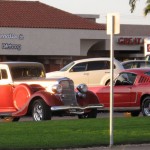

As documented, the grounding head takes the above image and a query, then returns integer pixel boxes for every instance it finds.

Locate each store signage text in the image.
[0,33,24,40]
[2,43,21,51]
[0,33,24,51]
[118,37,144,45]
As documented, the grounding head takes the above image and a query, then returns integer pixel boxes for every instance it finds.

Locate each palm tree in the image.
[144,0,150,15]
[129,0,137,13]
[129,0,150,16]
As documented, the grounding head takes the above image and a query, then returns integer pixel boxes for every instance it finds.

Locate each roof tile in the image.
[0,1,106,30]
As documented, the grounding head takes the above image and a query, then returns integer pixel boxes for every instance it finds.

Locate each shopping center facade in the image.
[0,1,150,72]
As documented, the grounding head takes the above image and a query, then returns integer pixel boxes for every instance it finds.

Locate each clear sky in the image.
[38,0,150,25]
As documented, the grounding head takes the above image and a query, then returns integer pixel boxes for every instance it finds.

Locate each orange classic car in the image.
[0,62,103,121]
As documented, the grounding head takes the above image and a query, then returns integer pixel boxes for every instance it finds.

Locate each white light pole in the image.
[107,13,120,147]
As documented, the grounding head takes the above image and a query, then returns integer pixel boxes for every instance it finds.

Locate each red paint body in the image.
[89,68,150,112]
[0,61,103,120]
[0,83,100,117]
[0,84,62,116]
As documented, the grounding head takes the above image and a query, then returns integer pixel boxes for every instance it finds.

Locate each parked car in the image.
[121,60,150,69]
[89,68,150,117]
[46,58,124,86]
[0,62,103,122]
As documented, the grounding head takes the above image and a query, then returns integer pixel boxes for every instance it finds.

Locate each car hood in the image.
[46,71,65,78]
[13,77,71,89]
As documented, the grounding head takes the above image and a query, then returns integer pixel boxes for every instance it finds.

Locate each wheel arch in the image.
[100,74,110,85]
[140,94,150,108]
[27,92,63,115]
[27,96,42,115]
[105,79,110,85]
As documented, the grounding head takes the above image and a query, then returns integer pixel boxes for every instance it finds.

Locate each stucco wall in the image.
[0,27,108,56]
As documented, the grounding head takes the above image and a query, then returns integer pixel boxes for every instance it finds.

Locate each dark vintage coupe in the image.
[89,68,150,117]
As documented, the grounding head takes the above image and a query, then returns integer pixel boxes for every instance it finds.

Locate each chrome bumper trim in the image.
[51,104,104,114]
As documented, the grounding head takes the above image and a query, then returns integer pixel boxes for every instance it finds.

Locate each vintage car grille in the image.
[59,80,77,105]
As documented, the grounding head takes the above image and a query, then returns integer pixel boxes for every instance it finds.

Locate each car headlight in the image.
[52,84,63,94]
[76,84,88,93]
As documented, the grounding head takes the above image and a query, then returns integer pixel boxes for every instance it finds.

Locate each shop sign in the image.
[0,33,24,40]
[0,33,23,51]
[2,43,21,51]
[117,37,144,45]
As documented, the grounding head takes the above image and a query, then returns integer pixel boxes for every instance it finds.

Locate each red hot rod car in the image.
[0,62,103,121]
[89,68,150,117]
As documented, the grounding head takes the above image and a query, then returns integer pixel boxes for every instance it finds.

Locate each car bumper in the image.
[51,104,104,114]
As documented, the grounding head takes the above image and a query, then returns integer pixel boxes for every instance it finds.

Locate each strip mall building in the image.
[0,1,150,72]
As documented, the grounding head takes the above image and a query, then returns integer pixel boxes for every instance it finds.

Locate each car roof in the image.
[122,68,150,74]
[0,61,43,67]
[121,60,149,64]
[0,61,41,64]
[73,57,118,63]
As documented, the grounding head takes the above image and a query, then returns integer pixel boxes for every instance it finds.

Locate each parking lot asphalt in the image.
[0,112,124,122]
[18,111,142,122]
[0,111,143,122]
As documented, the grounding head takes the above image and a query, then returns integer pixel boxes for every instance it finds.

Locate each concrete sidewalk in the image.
[58,144,150,150]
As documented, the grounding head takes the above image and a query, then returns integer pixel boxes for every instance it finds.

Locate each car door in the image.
[97,72,137,107]
[87,60,110,86]
[0,69,15,112]
[98,85,132,107]
[113,72,137,107]
[65,62,89,86]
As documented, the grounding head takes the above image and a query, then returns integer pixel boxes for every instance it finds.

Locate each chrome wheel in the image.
[33,102,43,121]
[142,98,150,116]
[32,99,51,121]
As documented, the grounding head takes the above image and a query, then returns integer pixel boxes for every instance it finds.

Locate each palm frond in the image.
[144,4,150,16]
[146,0,150,3]
[129,0,137,13]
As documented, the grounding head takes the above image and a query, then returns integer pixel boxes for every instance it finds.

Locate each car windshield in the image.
[60,62,75,71]
[11,66,45,80]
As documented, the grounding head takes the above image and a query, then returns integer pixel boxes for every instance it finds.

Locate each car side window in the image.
[143,62,150,67]
[70,62,87,72]
[87,61,110,71]
[115,72,136,86]
[11,66,45,79]
[134,62,138,68]
[140,62,146,68]
[0,69,8,80]
[147,62,150,67]
[124,62,138,69]
[106,61,116,69]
